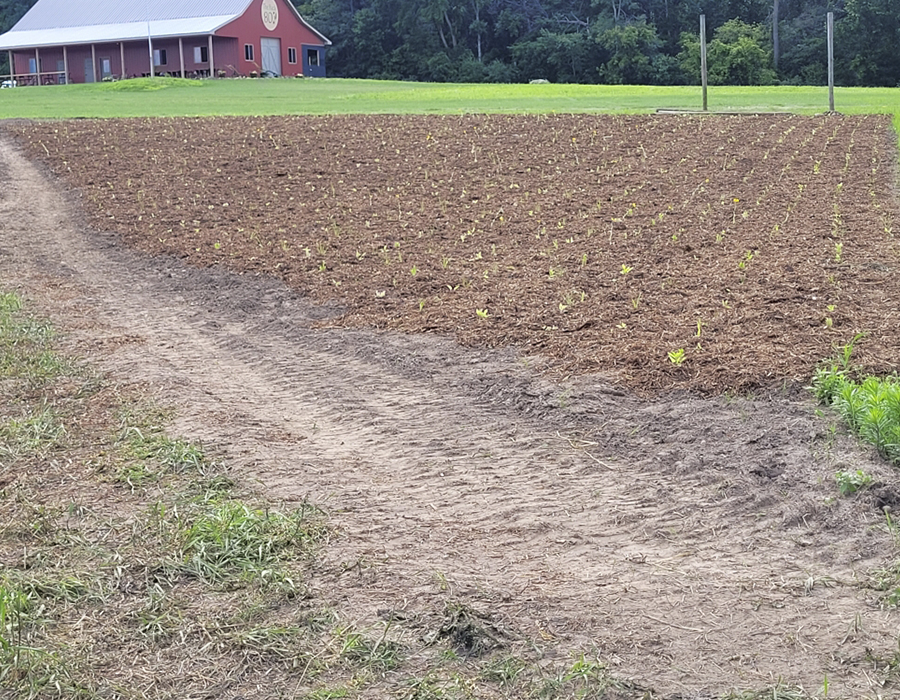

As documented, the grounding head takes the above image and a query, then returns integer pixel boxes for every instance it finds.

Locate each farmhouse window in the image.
[288,47,297,64]
[244,44,255,62]
[306,49,319,66]
[194,46,209,63]
[153,49,167,66]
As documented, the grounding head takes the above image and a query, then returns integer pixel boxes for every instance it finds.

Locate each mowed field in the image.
[4,93,900,700]
[9,111,900,392]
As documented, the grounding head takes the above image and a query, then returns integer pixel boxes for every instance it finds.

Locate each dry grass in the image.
[0,291,834,698]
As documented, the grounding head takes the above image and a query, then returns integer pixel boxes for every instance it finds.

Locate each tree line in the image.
[1,0,898,86]
[297,0,900,86]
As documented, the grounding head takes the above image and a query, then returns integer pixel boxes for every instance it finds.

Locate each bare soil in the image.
[2,114,900,698]
[8,113,900,393]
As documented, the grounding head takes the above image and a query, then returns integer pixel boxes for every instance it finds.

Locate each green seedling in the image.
[667,348,686,366]
[620,264,632,275]
[475,309,490,319]
[835,469,873,496]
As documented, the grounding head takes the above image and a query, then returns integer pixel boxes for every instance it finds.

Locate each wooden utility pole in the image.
[827,11,834,112]
[700,14,708,111]
[773,0,779,70]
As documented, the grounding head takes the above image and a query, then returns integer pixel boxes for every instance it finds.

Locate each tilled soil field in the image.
[9,112,900,393]
[3,113,900,699]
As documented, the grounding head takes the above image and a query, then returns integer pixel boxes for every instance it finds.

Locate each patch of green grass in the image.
[333,623,403,671]
[0,402,66,461]
[96,76,203,92]
[116,425,213,487]
[2,79,900,135]
[535,652,646,698]
[479,654,527,686]
[0,581,92,699]
[157,496,324,588]
[0,293,71,387]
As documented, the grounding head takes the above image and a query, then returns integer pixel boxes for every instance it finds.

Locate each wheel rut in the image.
[1,134,898,697]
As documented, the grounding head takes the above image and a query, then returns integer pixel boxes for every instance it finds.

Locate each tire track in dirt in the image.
[2,134,900,697]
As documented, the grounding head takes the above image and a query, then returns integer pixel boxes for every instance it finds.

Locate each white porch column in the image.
[119,42,125,78]
[8,50,12,80]
[178,37,184,78]
[208,35,214,77]
[90,44,97,83]
[34,48,39,82]
[148,36,154,77]
[63,46,68,84]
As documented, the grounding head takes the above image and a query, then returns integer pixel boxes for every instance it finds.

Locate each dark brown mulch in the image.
[8,113,900,393]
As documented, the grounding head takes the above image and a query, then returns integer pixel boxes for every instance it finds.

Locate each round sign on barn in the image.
[261,0,279,31]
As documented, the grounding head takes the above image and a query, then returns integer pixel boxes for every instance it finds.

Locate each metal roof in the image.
[0,19,236,51]
[0,0,329,50]
[11,0,253,30]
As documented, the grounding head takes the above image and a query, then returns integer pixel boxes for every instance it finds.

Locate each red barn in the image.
[0,0,330,85]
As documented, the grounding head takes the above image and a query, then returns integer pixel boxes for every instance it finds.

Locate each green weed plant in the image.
[812,336,900,466]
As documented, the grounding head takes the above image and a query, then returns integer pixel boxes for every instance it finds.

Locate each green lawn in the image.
[0,77,898,131]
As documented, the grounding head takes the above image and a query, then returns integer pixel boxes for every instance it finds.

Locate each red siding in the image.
[7,0,326,83]
[217,0,324,76]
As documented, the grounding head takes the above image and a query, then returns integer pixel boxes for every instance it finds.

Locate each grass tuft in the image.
[812,336,900,466]
[97,77,204,92]
[157,497,324,588]
[0,402,66,462]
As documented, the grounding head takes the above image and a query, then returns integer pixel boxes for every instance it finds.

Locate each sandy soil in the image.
[2,122,900,698]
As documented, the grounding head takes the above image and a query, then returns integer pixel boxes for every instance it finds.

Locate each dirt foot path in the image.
[1,135,898,697]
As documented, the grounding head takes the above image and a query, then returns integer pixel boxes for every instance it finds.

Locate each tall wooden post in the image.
[8,50,13,80]
[827,12,835,112]
[773,0,779,70]
[148,22,154,77]
[91,44,97,82]
[208,35,215,77]
[179,37,185,78]
[119,42,125,78]
[700,14,708,112]
[63,46,68,84]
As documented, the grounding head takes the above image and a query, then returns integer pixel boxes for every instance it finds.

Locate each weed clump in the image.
[159,497,325,588]
[812,335,900,466]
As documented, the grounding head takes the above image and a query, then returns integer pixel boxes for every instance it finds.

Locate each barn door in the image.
[260,37,281,76]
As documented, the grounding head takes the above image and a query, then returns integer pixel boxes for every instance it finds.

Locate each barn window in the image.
[288,47,297,64]
[194,46,209,63]
[153,49,167,66]
[306,49,319,67]
[244,44,255,62]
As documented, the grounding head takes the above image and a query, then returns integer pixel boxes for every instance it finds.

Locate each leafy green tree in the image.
[597,20,679,84]
[0,0,35,75]
[679,18,776,84]
[776,2,830,84]
[510,29,602,83]
[836,0,900,86]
